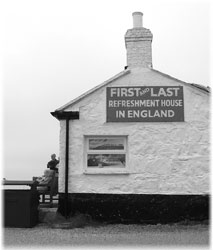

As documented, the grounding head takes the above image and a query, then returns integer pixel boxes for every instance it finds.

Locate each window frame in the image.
[84,135,129,174]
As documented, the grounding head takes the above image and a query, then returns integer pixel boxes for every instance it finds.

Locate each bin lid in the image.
[2,180,37,188]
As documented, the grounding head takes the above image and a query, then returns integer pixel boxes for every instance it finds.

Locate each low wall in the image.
[57,193,209,224]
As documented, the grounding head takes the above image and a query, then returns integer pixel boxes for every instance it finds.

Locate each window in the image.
[85,136,127,169]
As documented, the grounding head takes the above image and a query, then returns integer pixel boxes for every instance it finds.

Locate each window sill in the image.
[84,169,130,175]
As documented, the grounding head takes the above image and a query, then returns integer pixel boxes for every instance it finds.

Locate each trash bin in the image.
[3,180,39,228]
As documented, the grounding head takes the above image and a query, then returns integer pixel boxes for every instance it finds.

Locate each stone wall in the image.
[58,68,209,195]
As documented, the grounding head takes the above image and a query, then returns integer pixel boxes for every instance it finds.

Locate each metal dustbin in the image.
[3,180,39,228]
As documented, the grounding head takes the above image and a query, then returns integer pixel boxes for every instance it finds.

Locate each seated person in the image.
[36,169,54,191]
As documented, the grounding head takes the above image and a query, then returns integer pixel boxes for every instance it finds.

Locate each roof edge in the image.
[56,69,131,111]
[151,68,210,94]
[56,67,209,112]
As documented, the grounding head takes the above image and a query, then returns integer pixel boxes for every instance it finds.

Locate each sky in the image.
[1,0,211,180]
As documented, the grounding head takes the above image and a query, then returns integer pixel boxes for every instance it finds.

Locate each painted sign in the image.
[106,86,184,122]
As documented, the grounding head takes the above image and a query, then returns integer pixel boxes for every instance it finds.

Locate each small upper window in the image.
[85,136,127,168]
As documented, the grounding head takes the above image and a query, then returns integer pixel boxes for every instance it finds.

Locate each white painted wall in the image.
[58,67,209,195]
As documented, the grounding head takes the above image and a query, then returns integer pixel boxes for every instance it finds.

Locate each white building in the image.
[52,12,210,222]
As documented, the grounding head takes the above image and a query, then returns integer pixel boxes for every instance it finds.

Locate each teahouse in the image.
[51,12,210,222]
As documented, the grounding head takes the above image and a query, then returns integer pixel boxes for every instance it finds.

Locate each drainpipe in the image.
[51,111,79,218]
[64,118,69,218]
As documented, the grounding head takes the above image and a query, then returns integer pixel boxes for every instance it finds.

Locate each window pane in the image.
[87,154,126,168]
[89,138,124,150]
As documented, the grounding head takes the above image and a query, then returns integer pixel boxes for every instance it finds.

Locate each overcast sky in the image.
[1,0,211,180]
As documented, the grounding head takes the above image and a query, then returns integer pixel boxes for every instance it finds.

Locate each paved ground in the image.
[3,223,209,248]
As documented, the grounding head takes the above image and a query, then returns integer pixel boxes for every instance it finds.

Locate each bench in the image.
[33,171,58,207]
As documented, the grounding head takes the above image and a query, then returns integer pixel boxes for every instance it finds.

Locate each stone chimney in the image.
[125,12,153,69]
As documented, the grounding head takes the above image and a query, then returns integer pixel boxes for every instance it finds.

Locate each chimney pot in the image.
[132,12,143,28]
